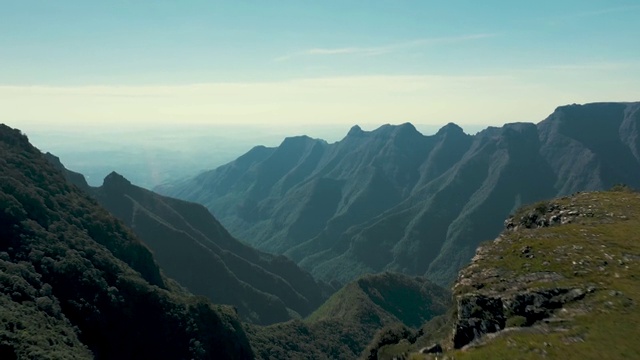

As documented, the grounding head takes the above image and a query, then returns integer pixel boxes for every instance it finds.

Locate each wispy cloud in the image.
[274,33,495,62]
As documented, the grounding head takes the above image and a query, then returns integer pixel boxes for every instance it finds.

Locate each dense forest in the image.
[0,125,253,359]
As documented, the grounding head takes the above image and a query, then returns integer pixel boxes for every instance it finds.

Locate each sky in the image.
[1,0,640,129]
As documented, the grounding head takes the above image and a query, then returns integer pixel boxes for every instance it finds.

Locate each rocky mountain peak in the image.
[384,123,421,145]
[103,171,132,189]
[278,135,322,151]
[43,152,64,168]
[435,122,464,137]
[347,124,364,137]
[44,152,91,191]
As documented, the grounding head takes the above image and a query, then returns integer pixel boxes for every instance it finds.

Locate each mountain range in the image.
[3,100,640,359]
[157,101,640,286]
[2,123,452,359]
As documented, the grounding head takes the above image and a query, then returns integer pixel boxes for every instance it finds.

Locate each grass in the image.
[406,189,640,359]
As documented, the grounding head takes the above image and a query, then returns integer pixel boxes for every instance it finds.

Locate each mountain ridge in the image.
[157,102,640,286]
[248,271,450,359]
[3,123,455,359]
[45,157,332,325]
[0,124,253,359]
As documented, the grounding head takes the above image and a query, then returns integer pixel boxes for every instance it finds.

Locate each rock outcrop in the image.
[450,189,638,350]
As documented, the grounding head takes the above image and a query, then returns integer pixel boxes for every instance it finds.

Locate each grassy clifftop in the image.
[377,188,640,359]
[444,188,640,359]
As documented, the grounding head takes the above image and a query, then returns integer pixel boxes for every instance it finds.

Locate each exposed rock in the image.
[505,199,611,231]
[453,295,505,348]
[452,287,587,348]
[420,343,443,354]
[503,288,586,325]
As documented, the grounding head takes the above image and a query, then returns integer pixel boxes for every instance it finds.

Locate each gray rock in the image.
[453,295,505,348]
[453,287,589,348]
[420,343,443,354]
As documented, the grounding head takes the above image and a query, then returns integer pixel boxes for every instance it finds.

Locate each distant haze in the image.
[3,1,639,186]
[19,122,486,188]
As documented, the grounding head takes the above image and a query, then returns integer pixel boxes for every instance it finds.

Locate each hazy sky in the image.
[2,1,639,128]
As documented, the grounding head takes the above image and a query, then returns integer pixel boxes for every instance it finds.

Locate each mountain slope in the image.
[92,171,330,324]
[307,272,449,328]
[45,153,331,325]
[247,272,450,360]
[157,102,640,286]
[0,124,253,359]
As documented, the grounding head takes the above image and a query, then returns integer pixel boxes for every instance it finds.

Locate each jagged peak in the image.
[502,122,537,132]
[371,122,420,137]
[103,171,132,188]
[343,123,422,140]
[280,135,317,147]
[347,124,364,137]
[543,102,633,124]
[436,122,464,136]
[395,122,418,133]
[43,152,63,167]
[0,124,34,151]
[553,101,634,112]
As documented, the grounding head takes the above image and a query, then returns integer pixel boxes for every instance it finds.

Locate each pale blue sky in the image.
[1,1,639,127]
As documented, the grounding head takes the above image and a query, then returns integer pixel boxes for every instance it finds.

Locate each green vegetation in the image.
[1,124,458,359]
[82,169,331,325]
[308,272,449,327]
[451,190,640,359]
[505,315,528,328]
[382,188,640,359]
[248,272,450,359]
[6,101,640,359]
[0,124,253,359]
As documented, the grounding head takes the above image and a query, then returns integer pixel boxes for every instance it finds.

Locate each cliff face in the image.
[368,188,640,359]
[449,188,640,358]
[158,102,640,286]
